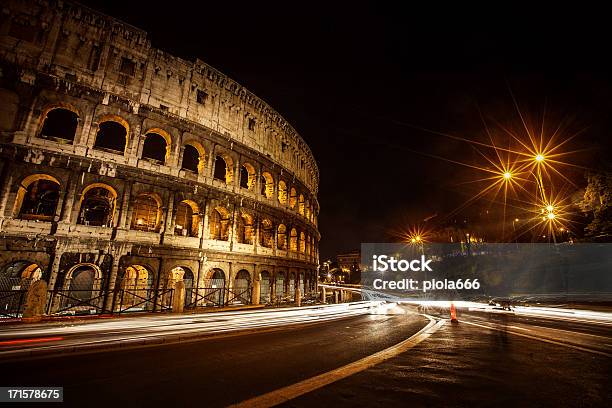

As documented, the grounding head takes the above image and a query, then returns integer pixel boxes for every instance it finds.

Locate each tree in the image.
[579,170,612,240]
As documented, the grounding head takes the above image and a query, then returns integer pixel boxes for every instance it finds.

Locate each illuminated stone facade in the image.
[0,0,319,313]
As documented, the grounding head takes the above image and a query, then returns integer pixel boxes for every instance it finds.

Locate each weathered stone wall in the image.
[0,0,319,304]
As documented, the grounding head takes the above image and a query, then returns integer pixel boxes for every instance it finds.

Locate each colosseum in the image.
[0,0,320,317]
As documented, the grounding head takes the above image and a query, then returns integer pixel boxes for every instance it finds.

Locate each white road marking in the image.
[230,315,445,408]
[462,320,612,358]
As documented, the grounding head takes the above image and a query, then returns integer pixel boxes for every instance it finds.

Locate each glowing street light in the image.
[547,212,556,220]
[503,171,512,180]
[546,204,554,212]
[535,154,545,163]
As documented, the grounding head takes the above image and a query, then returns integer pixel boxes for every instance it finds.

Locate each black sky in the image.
[79,1,612,259]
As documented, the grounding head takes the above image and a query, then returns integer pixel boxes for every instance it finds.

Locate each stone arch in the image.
[260,270,272,303]
[290,228,298,252]
[209,205,231,240]
[299,231,306,253]
[278,180,287,204]
[165,266,195,307]
[260,172,274,199]
[289,187,297,209]
[236,210,254,244]
[13,173,61,221]
[78,183,118,227]
[94,114,129,153]
[260,218,273,248]
[62,263,102,307]
[119,264,154,311]
[213,153,234,184]
[38,104,80,142]
[240,162,256,190]
[182,141,206,173]
[298,194,305,216]
[277,224,287,250]
[275,270,286,299]
[142,130,169,163]
[175,199,200,237]
[0,261,43,290]
[130,192,163,232]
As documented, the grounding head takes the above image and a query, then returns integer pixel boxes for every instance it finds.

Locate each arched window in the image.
[260,172,274,198]
[290,228,298,252]
[181,145,200,172]
[214,156,229,183]
[18,178,60,221]
[236,212,254,244]
[68,265,97,302]
[277,224,287,250]
[298,194,305,216]
[299,232,306,253]
[278,181,287,204]
[40,108,78,142]
[131,194,161,232]
[233,269,251,304]
[209,206,230,241]
[289,187,297,209]
[239,163,256,190]
[175,201,199,237]
[305,200,310,219]
[94,120,127,153]
[78,186,116,227]
[260,218,273,248]
[142,132,167,163]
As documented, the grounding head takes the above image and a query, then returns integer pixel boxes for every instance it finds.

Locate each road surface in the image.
[0,304,610,407]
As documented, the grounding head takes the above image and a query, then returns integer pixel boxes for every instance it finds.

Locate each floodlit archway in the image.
[15,174,60,221]
[142,132,168,163]
[277,224,287,250]
[240,163,256,190]
[260,218,273,248]
[209,206,231,241]
[78,184,117,227]
[94,116,128,153]
[261,172,274,198]
[213,154,234,184]
[175,200,199,237]
[40,107,79,142]
[278,180,287,204]
[131,193,162,232]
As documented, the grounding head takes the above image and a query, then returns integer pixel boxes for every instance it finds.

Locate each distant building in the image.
[336,251,361,284]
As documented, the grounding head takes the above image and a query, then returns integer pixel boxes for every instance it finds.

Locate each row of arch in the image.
[37,107,316,222]
[0,260,315,313]
[11,174,317,255]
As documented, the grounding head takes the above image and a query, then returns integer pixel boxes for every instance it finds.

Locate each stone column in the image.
[295,286,301,307]
[252,275,261,306]
[0,162,14,217]
[104,254,122,312]
[321,286,326,304]
[201,199,210,239]
[334,290,339,304]
[59,172,78,223]
[164,191,176,235]
[118,181,132,228]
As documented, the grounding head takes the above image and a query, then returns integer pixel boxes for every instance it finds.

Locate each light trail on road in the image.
[0,301,385,357]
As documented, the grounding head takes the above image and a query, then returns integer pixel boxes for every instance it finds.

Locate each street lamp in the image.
[535,154,545,163]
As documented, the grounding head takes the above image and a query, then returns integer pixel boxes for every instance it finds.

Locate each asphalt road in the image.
[287,307,612,407]
[0,307,428,407]
[1,305,610,407]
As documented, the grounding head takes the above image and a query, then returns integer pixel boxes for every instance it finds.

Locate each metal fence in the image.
[0,277,33,319]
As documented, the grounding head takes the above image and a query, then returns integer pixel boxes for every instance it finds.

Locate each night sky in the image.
[80,1,612,259]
